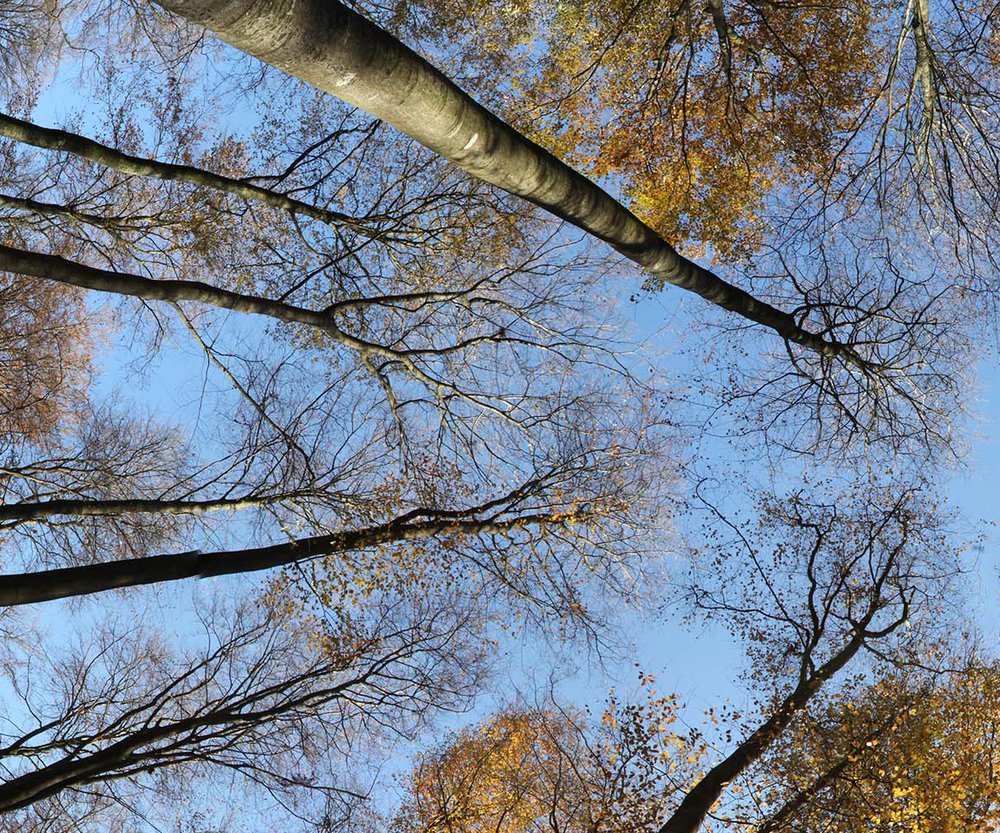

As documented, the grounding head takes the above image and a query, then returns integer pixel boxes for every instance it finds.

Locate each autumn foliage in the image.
[759,665,1000,832]
[0,276,89,445]
[1,0,1000,829]
[395,0,883,259]
[393,686,703,833]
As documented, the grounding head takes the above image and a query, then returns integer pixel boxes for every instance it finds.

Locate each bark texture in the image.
[150,0,845,357]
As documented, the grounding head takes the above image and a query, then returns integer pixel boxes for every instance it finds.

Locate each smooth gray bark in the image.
[0,495,306,522]
[150,0,849,358]
[0,244,509,390]
[0,244,340,328]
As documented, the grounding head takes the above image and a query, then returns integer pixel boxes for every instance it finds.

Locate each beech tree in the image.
[144,0,871,359]
[370,0,1000,286]
[140,0,982,463]
[0,9,659,594]
[378,0,882,261]
[0,2,678,826]
[0,0,960,468]
[0,589,494,828]
[655,477,961,833]
[0,0,993,829]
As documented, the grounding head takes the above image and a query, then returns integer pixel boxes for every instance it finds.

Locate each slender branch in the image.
[0,111,379,235]
[0,243,541,417]
[659,512,912,833]
[171,302,318,473]
[0,652,371,811]
[757,699,918,833]
[0,192,149,231]
[657,627,870,833]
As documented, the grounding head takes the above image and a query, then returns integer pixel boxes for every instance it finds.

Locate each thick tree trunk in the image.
[150,0,847,359]
[0,244,339,328]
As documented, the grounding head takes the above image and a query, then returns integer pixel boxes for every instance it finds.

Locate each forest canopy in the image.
[0,0,996,831]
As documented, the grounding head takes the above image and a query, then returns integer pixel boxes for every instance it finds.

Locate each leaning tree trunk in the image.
[657,629,870,833]
[150,0,848,359]
[0,511,555,606]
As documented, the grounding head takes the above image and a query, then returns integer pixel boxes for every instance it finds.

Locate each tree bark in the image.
[149,0,848,359]
[657,632,868,833]
[0,243,484,398]
[0,494,309,522]
[0,243,337,328]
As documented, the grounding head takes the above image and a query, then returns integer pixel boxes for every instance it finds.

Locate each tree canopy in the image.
[0,0,997,830]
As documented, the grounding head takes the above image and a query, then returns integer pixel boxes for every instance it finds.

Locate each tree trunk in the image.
[150,0,848,359]
[0,512,556,606]
[658,631,868,833]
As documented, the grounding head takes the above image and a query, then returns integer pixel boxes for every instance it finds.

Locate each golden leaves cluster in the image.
[393,678,704,833]
[761,665,1000,832]
[0,275,91,445]
[401,0,887,260]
